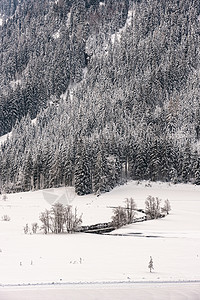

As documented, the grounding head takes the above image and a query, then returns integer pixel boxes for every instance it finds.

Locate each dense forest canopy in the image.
[0,0,199,195]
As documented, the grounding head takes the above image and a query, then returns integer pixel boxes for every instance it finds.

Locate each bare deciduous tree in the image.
[39,203,82,234]
[112,198,137,228]
[125,198,137,224]
[39,209,51,234]
[145,195,161,219]
[112,206,127,228]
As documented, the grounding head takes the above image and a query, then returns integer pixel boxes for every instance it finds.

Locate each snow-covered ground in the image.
[9,79,22,89]
[111,6,135,44]
[1,282,200,300]
[0,181,200,299]
[0,133,10,144]
[52,29,60,39]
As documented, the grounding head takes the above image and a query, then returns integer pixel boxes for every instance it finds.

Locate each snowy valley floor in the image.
[0,181,200,299]
[1,282,200,300]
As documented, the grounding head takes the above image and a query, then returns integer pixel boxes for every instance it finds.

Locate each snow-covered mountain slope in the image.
[0,117,37,145]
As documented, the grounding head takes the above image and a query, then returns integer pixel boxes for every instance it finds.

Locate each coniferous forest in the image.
[0,0,200,195]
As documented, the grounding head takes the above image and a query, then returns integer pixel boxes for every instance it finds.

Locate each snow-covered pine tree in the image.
[23,150,33,191]
[74,140,92,196]
[148,256,154,273]
[93,147,112,195]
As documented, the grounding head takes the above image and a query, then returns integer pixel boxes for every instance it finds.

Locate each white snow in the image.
[10,79,22,89]
[99,1,105,6]
[0,181,200,299]
[1,282,200,300]
[0,133,11,144]
[66,11,71,28]
[111,6,135,44]
[196,140,200,154]
[126,6,135,27]
[31,118,37,125]
[52,29,60,39]
[0,18,2,26]
[82,67,88,79]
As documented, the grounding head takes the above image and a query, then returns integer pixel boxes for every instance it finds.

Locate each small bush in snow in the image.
[23,223,29,234]
[1,193,8,201]
[1,214,10,221]
[32,222,39,234]
[161,199,171,215]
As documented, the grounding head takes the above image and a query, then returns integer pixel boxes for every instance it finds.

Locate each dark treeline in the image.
[0,0,200,195]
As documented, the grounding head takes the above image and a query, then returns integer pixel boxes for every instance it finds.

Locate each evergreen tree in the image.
[23,150,33,191]
[93,148,111,195]
[148,256,154,273]
[74,140,92,195]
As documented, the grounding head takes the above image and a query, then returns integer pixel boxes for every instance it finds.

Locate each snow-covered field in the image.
[0,181,200,299]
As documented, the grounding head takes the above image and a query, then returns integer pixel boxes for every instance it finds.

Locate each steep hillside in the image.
[0,0,129,135]
[0,0,20,18]
[0,0,199,195]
